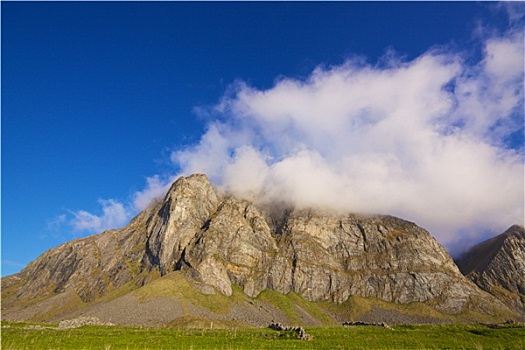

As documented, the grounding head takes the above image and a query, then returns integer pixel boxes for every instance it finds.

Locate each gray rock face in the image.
[2,200,161,304]
[269,212,476,310]
[456,225,525,313]
[145,174,218,274]
[138,174,504,313]
[183,197,279,297]
[1,174,516,321]
[170,201,496,313]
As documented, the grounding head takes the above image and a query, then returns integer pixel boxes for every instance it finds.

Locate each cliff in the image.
[2,174,520,325]
[456,225,525,313]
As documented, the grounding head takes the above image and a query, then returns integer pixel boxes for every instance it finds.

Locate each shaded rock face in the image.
[456,225,525,312]
[2,201,161,304]
[1,174,514,319]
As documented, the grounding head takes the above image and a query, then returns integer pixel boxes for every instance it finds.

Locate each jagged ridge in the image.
[456,225,525,313]
[1,174,521,325]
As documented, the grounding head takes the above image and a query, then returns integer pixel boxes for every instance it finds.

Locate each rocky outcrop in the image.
[139,175,498,313]
[145,174,218,274]
[1,173,519,323]
[456,225,525,313]
[167,198,500,313]
[269,212,487,312]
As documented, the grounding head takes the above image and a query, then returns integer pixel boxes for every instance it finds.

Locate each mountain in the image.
[456,225,525,314]
[1,174,521,326]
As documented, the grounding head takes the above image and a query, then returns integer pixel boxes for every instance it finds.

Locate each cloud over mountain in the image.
[70,199,129,233]
[171,28,524,249]
[66,12,523,254]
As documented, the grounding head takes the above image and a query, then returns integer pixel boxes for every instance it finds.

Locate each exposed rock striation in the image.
[145,174,219,275]
[2,200,161,304]
[456,225,525,313]
[138,175,502,313]
[1,174,520,324]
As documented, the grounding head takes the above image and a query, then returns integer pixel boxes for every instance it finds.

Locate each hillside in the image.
[456,225,525,314]
[1,174,521,326]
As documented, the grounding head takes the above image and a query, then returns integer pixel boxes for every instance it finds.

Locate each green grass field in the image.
[2,322,524,350]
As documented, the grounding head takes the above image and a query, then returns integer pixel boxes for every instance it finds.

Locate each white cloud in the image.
[67,175,176,235]
[222,146,270,200]
[451,29,524,145]
[71,199,129,233]
[171,123,233,183]
[132,175,175,211]
[46,214,66,232]
[499,2,525,26]
[171,31,524,250]
[484,34,524,81]
[60,13,523,254]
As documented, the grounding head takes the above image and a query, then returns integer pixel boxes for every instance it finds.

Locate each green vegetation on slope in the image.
[255,289,336,325]
[3,270,514,327]
[132,272,247,315]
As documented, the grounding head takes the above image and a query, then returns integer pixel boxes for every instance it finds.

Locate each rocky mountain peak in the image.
[136,175,505,313]
[2,174,521,325]
[456,225,525,312]
[145,174,218,274]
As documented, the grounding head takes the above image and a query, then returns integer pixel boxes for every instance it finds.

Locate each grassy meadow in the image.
[2,322,524,350]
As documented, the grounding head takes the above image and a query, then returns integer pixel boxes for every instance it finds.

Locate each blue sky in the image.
[2,2,524,277]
